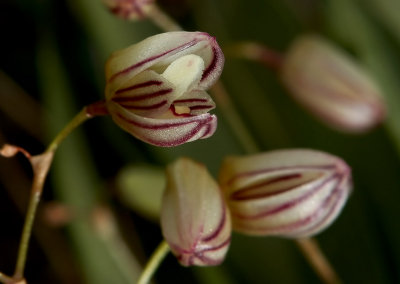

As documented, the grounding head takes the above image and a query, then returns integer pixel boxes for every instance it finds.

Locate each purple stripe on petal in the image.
[202,205,227,242]
[230,173,303,201]
[199,122,213,139]
[292,175,349,236]
[115,112,216,146]
[172,236,231,266]
[109,39,200,83]
[259,175,346,236]
[115,80,163,95]
[152,116,215,146]
[119,100,168,110]
[200,237,231,254]
[193,237,231,265]
[233,173,339,220]
[116,112,195,129]
[201,46,219,82]
[174,98,208,103]
[226,164,336,186]
[112,88,173,102]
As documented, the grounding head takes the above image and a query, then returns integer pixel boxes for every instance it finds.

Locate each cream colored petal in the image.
[173,90,216,115]
[161,158,231,266]
[161,54,204,100]
[219,149,352,238]
[108,102,217,147]
[105,31,224,93]
[106,69,175,118]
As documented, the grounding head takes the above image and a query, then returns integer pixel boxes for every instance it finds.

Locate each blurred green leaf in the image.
[117,164,165,221]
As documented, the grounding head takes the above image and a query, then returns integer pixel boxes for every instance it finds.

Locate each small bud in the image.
[0,144,31,159]
[103,0,154,20]
[105,31,224,147]
[281,35,385,133]
[219,149,352,238]
[161,158,231,266]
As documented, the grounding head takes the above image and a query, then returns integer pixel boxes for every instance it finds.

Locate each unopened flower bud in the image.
[281,35,385,133]
[105,31,224,147]
[161,158,231,266]
[219,149,352,238]
[103,0,154,20]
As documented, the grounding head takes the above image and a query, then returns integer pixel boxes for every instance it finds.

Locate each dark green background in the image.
[1,0,399,283]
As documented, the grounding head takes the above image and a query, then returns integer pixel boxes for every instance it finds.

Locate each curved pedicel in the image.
[219,149,352,238]
[104,32,224,146]
[161,158,231,266]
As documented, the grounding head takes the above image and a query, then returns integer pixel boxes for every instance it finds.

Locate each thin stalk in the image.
[225,42,284,70]
[47,107,92,152]
[137,240,170,284]
[13,108,92,279]
[210,81,259,154]
[296,238,342,284]
[147,4,182,32]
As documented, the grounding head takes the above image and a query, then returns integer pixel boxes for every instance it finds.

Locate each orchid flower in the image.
[281,35,385,133]
[161,158,231,266]
[219,149,352,238]
[104,31,224,147]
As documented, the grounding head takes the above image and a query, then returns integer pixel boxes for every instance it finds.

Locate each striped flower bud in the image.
[161,158,231,266]
[103,0,154,20]
[281,35,385,133]
[105,31,224,147]
[219,149,352,238]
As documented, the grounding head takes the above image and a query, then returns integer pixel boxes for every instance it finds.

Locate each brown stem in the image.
[146,4,182,32]
[296,238,342,284]
[226,42,284,70]
[10,108,92,279]
[210,81,260,154]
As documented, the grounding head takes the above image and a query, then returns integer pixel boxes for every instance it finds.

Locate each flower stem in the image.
[137,240,170,284]
[225,42,284,70]
[210,81,259,154]
[147,4,182,32]
[46,107,92,152]
[13,108,92,279]
[296,238,342,284]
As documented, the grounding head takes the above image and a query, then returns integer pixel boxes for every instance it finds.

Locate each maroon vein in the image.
[230,173,304,201]
[115,80,163,95]
[112,88,172,102]
[232,173,339,220]
[201,46,219,82]
[225,164,337,186]
[109,38,201,83]
[119,100,168,110]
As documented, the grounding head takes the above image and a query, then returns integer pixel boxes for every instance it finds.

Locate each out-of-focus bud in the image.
[219,149,352,238]
[161,158,231,266]
[103,0,154,20]
[105,31,224,147]
[281,35,385,133]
